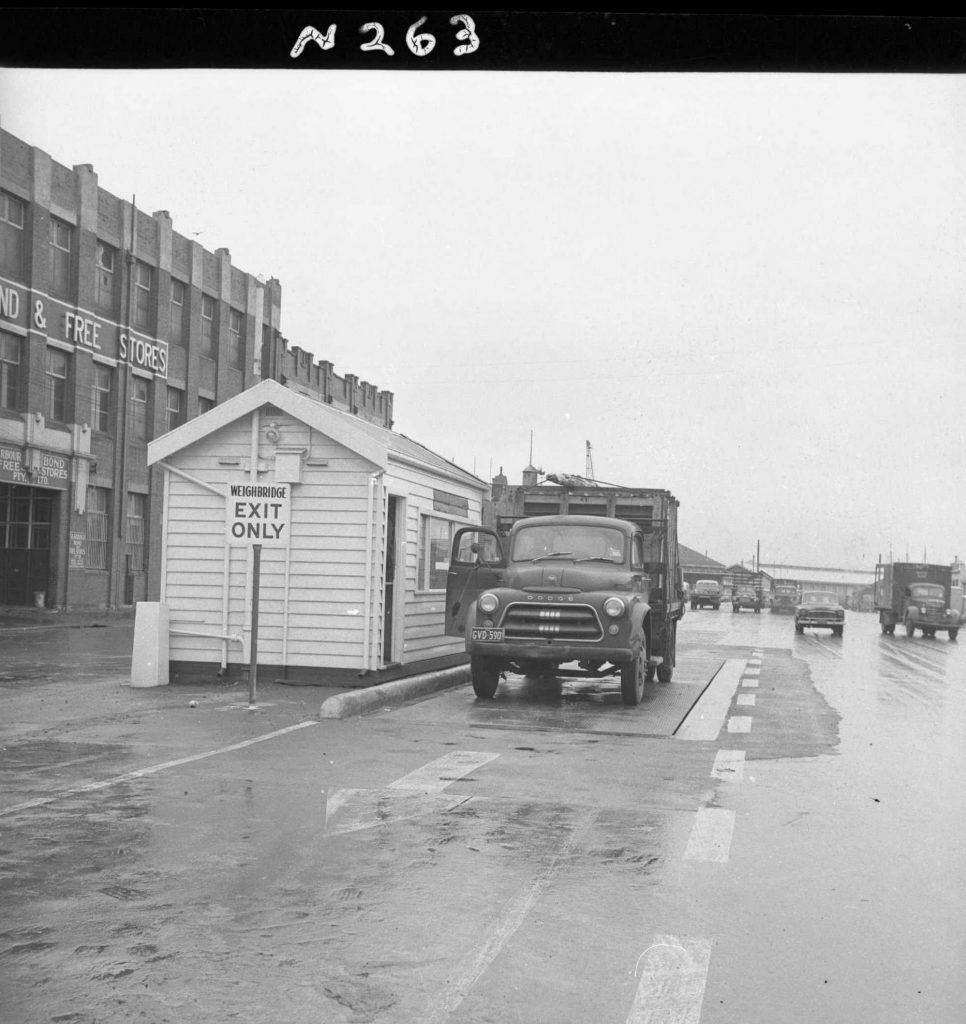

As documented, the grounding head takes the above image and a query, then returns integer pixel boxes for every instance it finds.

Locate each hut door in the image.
[383,496,398,663]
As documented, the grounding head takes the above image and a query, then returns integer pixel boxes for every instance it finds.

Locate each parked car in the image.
[795,591,845,636]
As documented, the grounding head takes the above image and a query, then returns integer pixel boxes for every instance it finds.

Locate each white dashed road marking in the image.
[727,716,753,733]
[389,750,499,792]
[627,935,713,1024]
[736,693,756,706]
[683,807,736,863]
[711,748,746,781]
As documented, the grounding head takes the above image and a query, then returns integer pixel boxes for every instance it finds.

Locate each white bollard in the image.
[130,602,170,687]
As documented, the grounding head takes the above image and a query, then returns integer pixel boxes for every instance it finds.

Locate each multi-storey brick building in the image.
[0,125,393,610]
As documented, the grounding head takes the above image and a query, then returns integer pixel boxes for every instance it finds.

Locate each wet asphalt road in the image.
[1,610,964,1023]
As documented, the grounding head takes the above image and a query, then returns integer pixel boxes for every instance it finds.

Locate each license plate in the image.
[472,627,504,642]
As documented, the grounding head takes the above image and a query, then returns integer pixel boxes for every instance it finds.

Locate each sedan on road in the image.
[795,591,845,636]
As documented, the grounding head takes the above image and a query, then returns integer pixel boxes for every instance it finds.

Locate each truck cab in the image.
[445,514,680,706]
[690,579,721,610]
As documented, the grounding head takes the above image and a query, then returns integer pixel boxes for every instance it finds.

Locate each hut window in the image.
[418,515,455,591]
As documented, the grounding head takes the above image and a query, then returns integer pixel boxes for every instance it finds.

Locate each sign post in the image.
[225,482,292,709]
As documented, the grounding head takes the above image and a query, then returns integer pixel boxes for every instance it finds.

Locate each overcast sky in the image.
[2,65,963,570]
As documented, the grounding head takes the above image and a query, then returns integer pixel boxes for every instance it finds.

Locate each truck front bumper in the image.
[465,638,636,665]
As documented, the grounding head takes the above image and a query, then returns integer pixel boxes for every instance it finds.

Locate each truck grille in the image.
[501,603,603,642]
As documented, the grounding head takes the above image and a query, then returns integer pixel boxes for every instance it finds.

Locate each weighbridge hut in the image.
[146,379,486,685]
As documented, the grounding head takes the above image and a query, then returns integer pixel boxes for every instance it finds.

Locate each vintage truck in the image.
[771,580,799,614]
[690,579,722,610]
[874,562,962,640]
[445,486,684,706]
[731,571,765,613]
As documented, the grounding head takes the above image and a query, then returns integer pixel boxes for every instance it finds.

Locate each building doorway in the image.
[0,484,54,606]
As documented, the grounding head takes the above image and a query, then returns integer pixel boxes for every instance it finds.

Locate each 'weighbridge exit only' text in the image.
[225,483,291,546]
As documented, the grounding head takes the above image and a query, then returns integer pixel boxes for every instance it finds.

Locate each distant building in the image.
[0,124,393,609]
[757,563,876,609]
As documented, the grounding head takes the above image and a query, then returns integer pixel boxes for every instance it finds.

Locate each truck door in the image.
[445,528,506,637]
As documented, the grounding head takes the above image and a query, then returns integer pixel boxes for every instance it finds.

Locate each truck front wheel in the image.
[620,647,647,706]
[950,628,959,642]
[470,655,501,699]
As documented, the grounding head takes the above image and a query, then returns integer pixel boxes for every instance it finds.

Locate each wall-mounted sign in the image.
[0,445,69,490]
[225,482,291,546]
[69,531,86,568]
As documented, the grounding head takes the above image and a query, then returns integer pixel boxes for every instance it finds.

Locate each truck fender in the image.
[629,600,652,656]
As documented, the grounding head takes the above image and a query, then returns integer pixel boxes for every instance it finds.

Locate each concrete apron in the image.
[319,665,471,719]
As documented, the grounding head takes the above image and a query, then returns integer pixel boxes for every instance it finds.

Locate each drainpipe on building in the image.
[362,470,385,673]
[109,195,137,609]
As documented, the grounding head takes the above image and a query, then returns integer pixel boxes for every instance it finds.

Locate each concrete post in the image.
[130,601,170,687]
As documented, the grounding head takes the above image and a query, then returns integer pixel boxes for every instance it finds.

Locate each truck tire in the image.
[832,626,843,637]
[713,604,719,610]
[620,648,646,706]
[470,655,501,699]
[795,623,804,634]
[949,628,959,642]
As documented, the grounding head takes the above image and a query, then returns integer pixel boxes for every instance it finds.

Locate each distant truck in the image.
[771,580,799,614]
[731,571,764,613]
[690,579,722,610]
[445,486,685,706]
[874,562,962,640]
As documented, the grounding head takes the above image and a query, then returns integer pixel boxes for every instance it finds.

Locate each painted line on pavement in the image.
[674,659,747,741]
[389,750,499,792]
[727,716,753,733]
[683,807,736,863]
[0,721,318,817]
[627,935,713,1024]
[742,666,760,676]
[740,677,759,687]
[736,693,756,706]
[711,749,745,781]
[422,810,594,1024]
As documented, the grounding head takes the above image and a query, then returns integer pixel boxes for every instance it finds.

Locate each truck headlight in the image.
[603,597,625,618]
[921,605,927,615]
[478,593,499,614]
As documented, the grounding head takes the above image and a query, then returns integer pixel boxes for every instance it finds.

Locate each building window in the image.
[169,279,186,346]
[228,309,244,369]
[166,386,184,432]
[86,486,109,569]
[197,396,215,416]
[92,364,112,433]
[130,377,149,442]
[133,261,153,330]
[0,486,52,551]
[0,191,25,280]
[201,295,215,357]
[1,331,21,411]
[49,218,72,298]
[418,515,455,591]
[45,348,68,422]
[94,241,116,313]
[126,492,146,571]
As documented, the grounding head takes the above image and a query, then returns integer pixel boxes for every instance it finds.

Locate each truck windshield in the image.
[511,524,625,563]
[910,584,943,599]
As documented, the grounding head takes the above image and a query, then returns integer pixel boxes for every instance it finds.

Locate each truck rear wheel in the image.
[949,628,959,642]
[470,655,501,699]
[657,621,676,683]
[620,647,646,706]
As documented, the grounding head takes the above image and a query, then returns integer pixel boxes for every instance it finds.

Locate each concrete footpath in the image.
[0,605,472,719]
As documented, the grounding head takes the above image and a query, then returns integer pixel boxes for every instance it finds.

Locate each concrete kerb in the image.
[319,665,472,719]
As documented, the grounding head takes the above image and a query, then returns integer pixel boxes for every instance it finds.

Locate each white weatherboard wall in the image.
[153,383,486,677]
